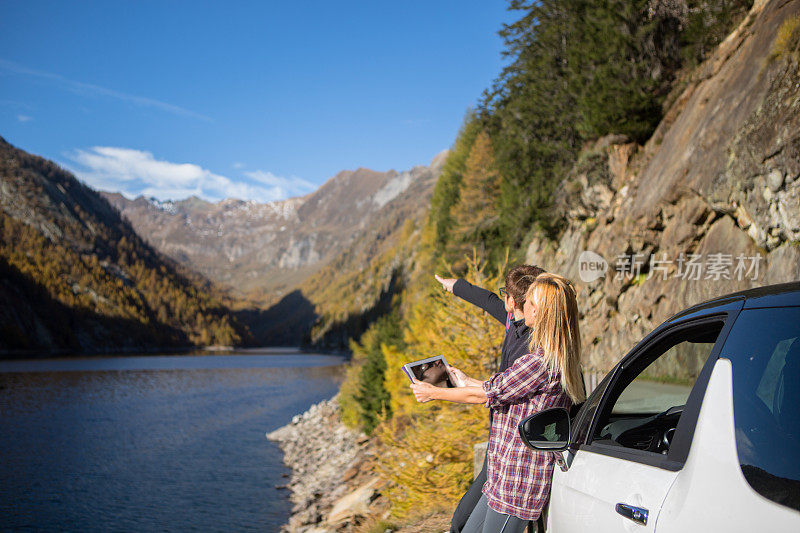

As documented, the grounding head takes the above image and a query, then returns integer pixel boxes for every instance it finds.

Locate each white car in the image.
[520,282,800,532]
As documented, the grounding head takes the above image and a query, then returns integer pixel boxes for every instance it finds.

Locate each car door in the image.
[656,306,800,531]
[547,311,739,533]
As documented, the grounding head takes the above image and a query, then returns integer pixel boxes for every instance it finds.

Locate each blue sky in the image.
[0,1,513,203]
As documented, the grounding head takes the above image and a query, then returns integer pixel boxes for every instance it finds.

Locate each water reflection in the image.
[0,351,345,531]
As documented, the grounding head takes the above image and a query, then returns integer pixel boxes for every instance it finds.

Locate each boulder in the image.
[326,478,379,524]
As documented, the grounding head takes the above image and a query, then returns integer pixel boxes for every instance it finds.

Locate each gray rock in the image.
[767,168,784,192]
[267,396,368,532]
[473,442,488,480]
[764,243,800,284]
[326,478,379,524]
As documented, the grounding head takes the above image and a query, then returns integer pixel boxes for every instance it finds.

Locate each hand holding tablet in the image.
[403,355,466,388]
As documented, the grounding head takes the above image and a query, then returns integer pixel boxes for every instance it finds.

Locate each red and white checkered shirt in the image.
[481,346,572,521]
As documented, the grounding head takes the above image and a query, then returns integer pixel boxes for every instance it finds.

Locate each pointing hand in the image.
[434,275,456,293]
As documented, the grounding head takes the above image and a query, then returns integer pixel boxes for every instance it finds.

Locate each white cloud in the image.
[64,146,316,203]
[232,162,245,169]
[0,99,33,110]
[0,58,211,122]
[16,114,32,122]
[245,170,315,199]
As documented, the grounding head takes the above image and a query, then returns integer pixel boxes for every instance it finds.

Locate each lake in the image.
[0,348,346,531]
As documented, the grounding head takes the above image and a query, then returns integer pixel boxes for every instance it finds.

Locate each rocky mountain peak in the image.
[101,159,440,298]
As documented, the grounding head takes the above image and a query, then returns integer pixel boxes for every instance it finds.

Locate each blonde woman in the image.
[411,273,586,532]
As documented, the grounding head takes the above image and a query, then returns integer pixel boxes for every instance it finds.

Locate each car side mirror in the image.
[518,407,571,452]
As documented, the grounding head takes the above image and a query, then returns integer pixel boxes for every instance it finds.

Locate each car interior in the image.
[591,324,723,455]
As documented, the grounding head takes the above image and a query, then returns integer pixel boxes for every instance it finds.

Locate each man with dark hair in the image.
[434,264,545,532]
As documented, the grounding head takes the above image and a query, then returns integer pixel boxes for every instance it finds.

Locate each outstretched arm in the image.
[434,275,507,325]
[448,365,482,388]
[410,380,487,404]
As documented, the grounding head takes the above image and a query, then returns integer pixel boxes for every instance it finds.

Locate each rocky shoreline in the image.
[267,396,387,532]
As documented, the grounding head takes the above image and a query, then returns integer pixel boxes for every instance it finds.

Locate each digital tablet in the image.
[403,355,461,388]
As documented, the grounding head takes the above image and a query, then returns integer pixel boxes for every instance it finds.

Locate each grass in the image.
[770,16,800,61]
[358,519,398,533]
[638,373,695,387]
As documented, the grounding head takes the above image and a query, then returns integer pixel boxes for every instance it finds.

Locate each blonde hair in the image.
[526,273,586,403]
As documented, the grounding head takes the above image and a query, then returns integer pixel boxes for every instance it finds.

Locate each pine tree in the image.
[427,111,482,252]
[449,131,503,266]
[351,313,404,434]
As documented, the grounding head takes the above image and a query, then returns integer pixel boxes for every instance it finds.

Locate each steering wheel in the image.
[660,428,676,453]
[654,405,684,453]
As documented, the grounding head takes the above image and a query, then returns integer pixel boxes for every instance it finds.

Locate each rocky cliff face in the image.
[526,0,800,373]
[102,158,445,299]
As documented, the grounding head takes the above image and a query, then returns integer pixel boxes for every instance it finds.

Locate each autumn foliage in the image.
[0,139,246,353]
[340,254,507,519]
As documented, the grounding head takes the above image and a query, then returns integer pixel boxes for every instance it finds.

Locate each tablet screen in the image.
[407,357,454,388]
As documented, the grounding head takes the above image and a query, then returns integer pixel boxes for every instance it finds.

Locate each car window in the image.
[591,321,723,455]
[612,340,715,414]
[722,307,800,512]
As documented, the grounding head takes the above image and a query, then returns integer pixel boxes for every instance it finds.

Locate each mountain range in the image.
[0,131,445,353]
[0,136,249,355]
[101,154,446,302]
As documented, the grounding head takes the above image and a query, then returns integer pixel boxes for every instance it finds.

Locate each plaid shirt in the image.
[481,346,572,520]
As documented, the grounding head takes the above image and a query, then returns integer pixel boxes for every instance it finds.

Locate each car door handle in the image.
[615,503,648,525]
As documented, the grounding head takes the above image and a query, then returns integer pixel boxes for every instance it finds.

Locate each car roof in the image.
[666,281,800,323]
